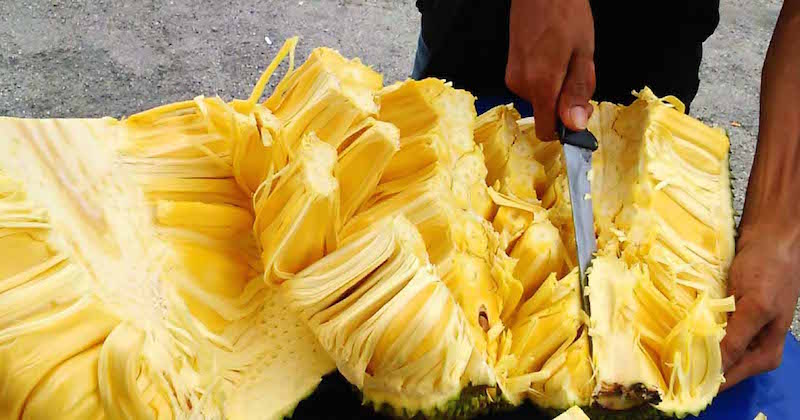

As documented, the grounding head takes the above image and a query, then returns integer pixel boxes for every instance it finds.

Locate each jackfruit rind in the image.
[366,385,507,420]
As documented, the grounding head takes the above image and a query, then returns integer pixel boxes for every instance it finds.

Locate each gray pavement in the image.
[1,0,796,338]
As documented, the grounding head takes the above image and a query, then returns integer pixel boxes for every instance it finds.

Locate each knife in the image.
[557,120,597,316]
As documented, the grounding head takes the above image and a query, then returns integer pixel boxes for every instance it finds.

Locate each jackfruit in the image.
[459,87,734,417]
[0,38,737,420]
[334,118,400,223]
[378,78,475,174]
[254,134,341,284]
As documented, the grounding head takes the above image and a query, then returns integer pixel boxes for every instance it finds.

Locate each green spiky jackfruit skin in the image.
[290,372,385,419]
[366,386,508,420]
[291,373,671,420]
[729,150,739,235]
[293,372,506,420]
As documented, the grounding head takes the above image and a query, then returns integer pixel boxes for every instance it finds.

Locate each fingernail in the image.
[570,106,588,130]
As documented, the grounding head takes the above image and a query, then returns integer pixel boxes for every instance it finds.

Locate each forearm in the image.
[739,0,800,254]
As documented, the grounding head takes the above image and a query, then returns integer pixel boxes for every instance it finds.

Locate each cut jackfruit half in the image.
[473,87,734,417]
[585,88,736,417]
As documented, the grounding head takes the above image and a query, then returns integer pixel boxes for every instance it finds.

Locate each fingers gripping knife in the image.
[557,121,598,317]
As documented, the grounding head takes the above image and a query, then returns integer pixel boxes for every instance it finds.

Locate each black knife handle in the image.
[557,119,598,151]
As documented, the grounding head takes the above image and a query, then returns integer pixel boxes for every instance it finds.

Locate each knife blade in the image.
[558,123,597,316]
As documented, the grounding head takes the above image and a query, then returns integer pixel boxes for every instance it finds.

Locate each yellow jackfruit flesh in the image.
[474,104,547,203]
[264,44,382,166]
[377,78,494,217]
[334,118,400,223]
[0,38,735,420]
[496,271,591,407]
[120,97,336,419]
[585,89,736,416]
[0,119,190,420]
[0,95,333,419]
[254,133,340,284]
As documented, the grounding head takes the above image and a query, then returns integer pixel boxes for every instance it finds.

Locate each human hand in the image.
[505,0,596,141]
[720,224,800,390]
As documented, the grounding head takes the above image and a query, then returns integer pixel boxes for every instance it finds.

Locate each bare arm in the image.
[721,0,800,389]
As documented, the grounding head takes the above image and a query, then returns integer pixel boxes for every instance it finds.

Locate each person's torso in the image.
[416,0,721,100]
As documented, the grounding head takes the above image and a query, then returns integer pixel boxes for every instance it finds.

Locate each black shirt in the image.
[414,0,721,107]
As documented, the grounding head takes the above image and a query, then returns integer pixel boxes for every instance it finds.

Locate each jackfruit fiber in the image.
[0,37,735,420]
[285,216,496,412]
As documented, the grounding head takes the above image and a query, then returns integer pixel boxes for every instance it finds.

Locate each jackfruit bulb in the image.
[0,38,735,419]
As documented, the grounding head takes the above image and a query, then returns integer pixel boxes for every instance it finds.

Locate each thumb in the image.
[557,53,595,131]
